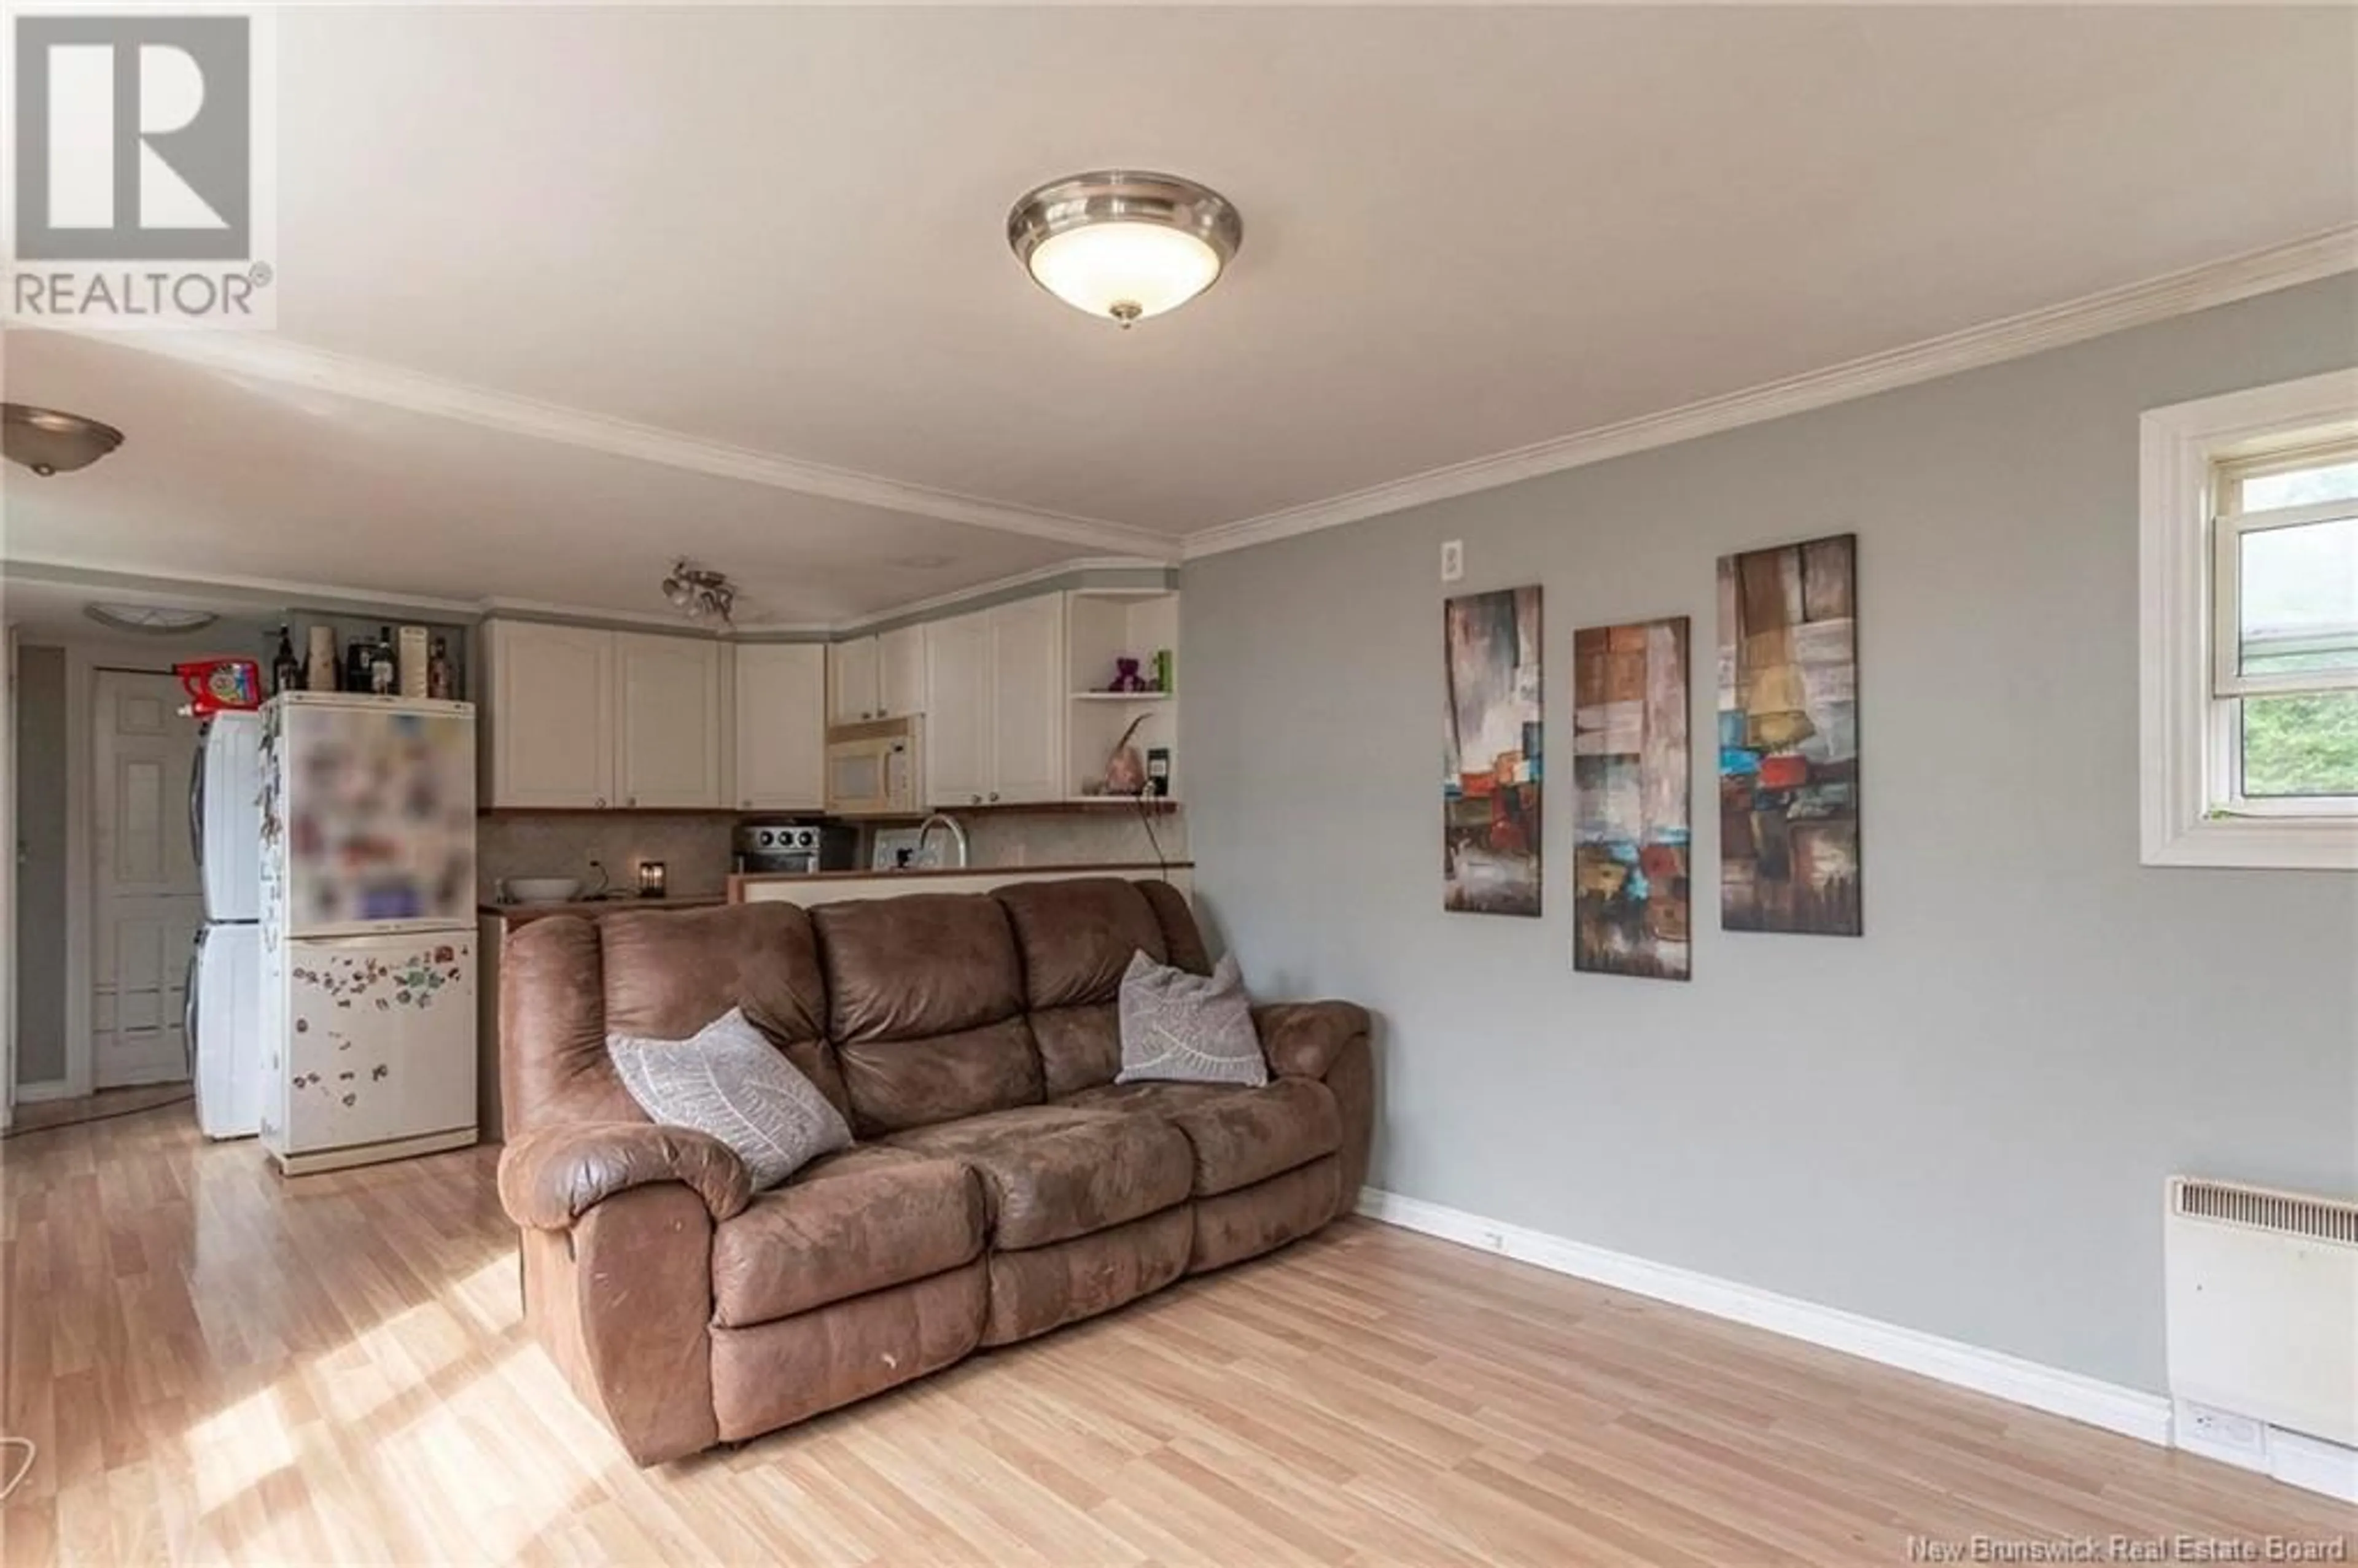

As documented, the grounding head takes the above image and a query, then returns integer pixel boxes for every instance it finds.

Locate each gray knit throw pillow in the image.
[606,1007,850,1189]
[1116,951,1269,1087]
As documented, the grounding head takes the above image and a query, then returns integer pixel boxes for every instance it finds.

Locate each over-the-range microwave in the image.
[825,716,922,816]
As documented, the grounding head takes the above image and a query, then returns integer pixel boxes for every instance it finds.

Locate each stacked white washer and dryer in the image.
[188,710,265,1139]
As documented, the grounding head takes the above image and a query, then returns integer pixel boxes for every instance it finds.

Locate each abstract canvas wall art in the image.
[1573,617,1691,979]
[1717,533,1862,935]
[1443,585,1543,917]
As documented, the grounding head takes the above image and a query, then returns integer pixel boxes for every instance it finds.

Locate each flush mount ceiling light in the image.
[84,602,217,635]
[3,403,124,476]
[661,559,736,629]
[1007,171,1242,327]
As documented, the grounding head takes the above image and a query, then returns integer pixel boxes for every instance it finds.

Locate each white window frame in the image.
[2141,368,2358,870]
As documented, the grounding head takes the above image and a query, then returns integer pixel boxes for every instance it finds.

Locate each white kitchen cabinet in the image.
[830,627,928,724]
[987,595,1065,803]
[615,633,724,807]
[922,597,1065,807]
[877,624,927,718]
[484,620,615,807]
[731,643,827,810]
[828,636,882,726]
[924,611,992,808]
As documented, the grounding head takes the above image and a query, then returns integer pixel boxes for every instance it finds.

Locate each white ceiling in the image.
[4,6,2354,626]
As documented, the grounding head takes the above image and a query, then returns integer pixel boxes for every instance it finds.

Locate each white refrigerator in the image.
[190,711,266,1139]
[257,693,478,1176]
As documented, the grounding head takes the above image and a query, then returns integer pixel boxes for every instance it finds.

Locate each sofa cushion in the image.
[812,895,1044,1134]
[1135,879,1213,975]
[601,904,847,1117]
[1058,1078,1341,1197]
[710,1146,984,1327]
[979,1206,1193,1346]
[994,877,1169,1011]
[814,893,1025,1041]
[1189,1157,1342,1273]
[1027,1001,1121,1100]
[883,1104,1193,1251]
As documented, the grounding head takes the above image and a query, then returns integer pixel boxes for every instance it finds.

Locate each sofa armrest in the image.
[1253,1001,1371,1082]
[499,1121,752,1231]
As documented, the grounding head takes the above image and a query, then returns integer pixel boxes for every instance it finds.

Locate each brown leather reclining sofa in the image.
[495,876,1373,1464]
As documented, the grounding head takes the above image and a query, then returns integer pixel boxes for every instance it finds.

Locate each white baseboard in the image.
[2268,1428,2358,1507]
[1356,1186,2173,1447]
[13,1079,76,1104]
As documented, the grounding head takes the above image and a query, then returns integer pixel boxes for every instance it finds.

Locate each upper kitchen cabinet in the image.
[614,633,723,807]
[878,625,926,719]
[827,635,879,726]
[828,626,927,725]
[923,611,991,807]
[988,594,1065,803]
[483,619,615,807]
[731,642,827,810]
[924,596,1065,807]
[482,619,726,809]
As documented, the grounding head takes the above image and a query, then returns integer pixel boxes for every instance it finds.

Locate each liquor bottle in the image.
[270,624,302,697]
[370,626,397,696]
[344,631,374,693]
[427,636,454,701]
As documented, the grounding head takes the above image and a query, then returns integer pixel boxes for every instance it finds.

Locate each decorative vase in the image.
[1103,715,1149,796]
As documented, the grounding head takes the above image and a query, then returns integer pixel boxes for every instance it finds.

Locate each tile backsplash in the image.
[478,807,1187,900]
[963,807,1186,871]
[478,814,737,901]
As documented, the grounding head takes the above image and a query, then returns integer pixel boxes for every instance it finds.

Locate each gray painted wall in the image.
[1182,274,2358,1395]
[14,646,67,1086]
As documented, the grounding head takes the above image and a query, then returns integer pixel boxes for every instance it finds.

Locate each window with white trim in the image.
[2141,370,2358,870]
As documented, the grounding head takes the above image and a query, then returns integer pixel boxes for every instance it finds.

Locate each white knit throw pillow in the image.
[1116,952,1269,1087]
[605,1007,850,1189]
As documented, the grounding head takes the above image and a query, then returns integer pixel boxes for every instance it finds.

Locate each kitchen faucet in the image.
[913,812,968,870]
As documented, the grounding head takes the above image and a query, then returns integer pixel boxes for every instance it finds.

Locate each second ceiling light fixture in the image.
[1007,171,1242,327]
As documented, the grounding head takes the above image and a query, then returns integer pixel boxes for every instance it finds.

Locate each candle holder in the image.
[637,860,666,898]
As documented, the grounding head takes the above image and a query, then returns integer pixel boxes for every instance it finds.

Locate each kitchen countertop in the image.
[480,894,730,924]
[731,860,1191,887]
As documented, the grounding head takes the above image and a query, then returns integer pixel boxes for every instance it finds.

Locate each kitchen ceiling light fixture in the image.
[1007,170,1242,327]
[84,602,217,635]
[3,403,124,476]
[661,559,736,628]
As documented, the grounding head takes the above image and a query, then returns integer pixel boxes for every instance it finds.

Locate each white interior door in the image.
[93,671,203,1088]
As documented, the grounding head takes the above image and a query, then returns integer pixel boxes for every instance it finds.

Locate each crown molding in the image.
[68,329,1180,562]
[0,555,483,620]
[828,554,1174,635]
[1,553,1174,643]
[1183,225,2358,559]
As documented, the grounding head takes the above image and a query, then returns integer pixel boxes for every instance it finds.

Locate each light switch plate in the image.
[1441,539,1465,583]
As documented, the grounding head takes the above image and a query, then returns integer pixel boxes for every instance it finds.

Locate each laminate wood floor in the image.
[2,1103,2351,1566]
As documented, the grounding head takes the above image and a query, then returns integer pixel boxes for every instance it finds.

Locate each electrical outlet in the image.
[2176,1399,2268,1464]
[1441,539,1465,583]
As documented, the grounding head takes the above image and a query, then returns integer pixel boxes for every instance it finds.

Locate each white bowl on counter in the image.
[501,877,584,904]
